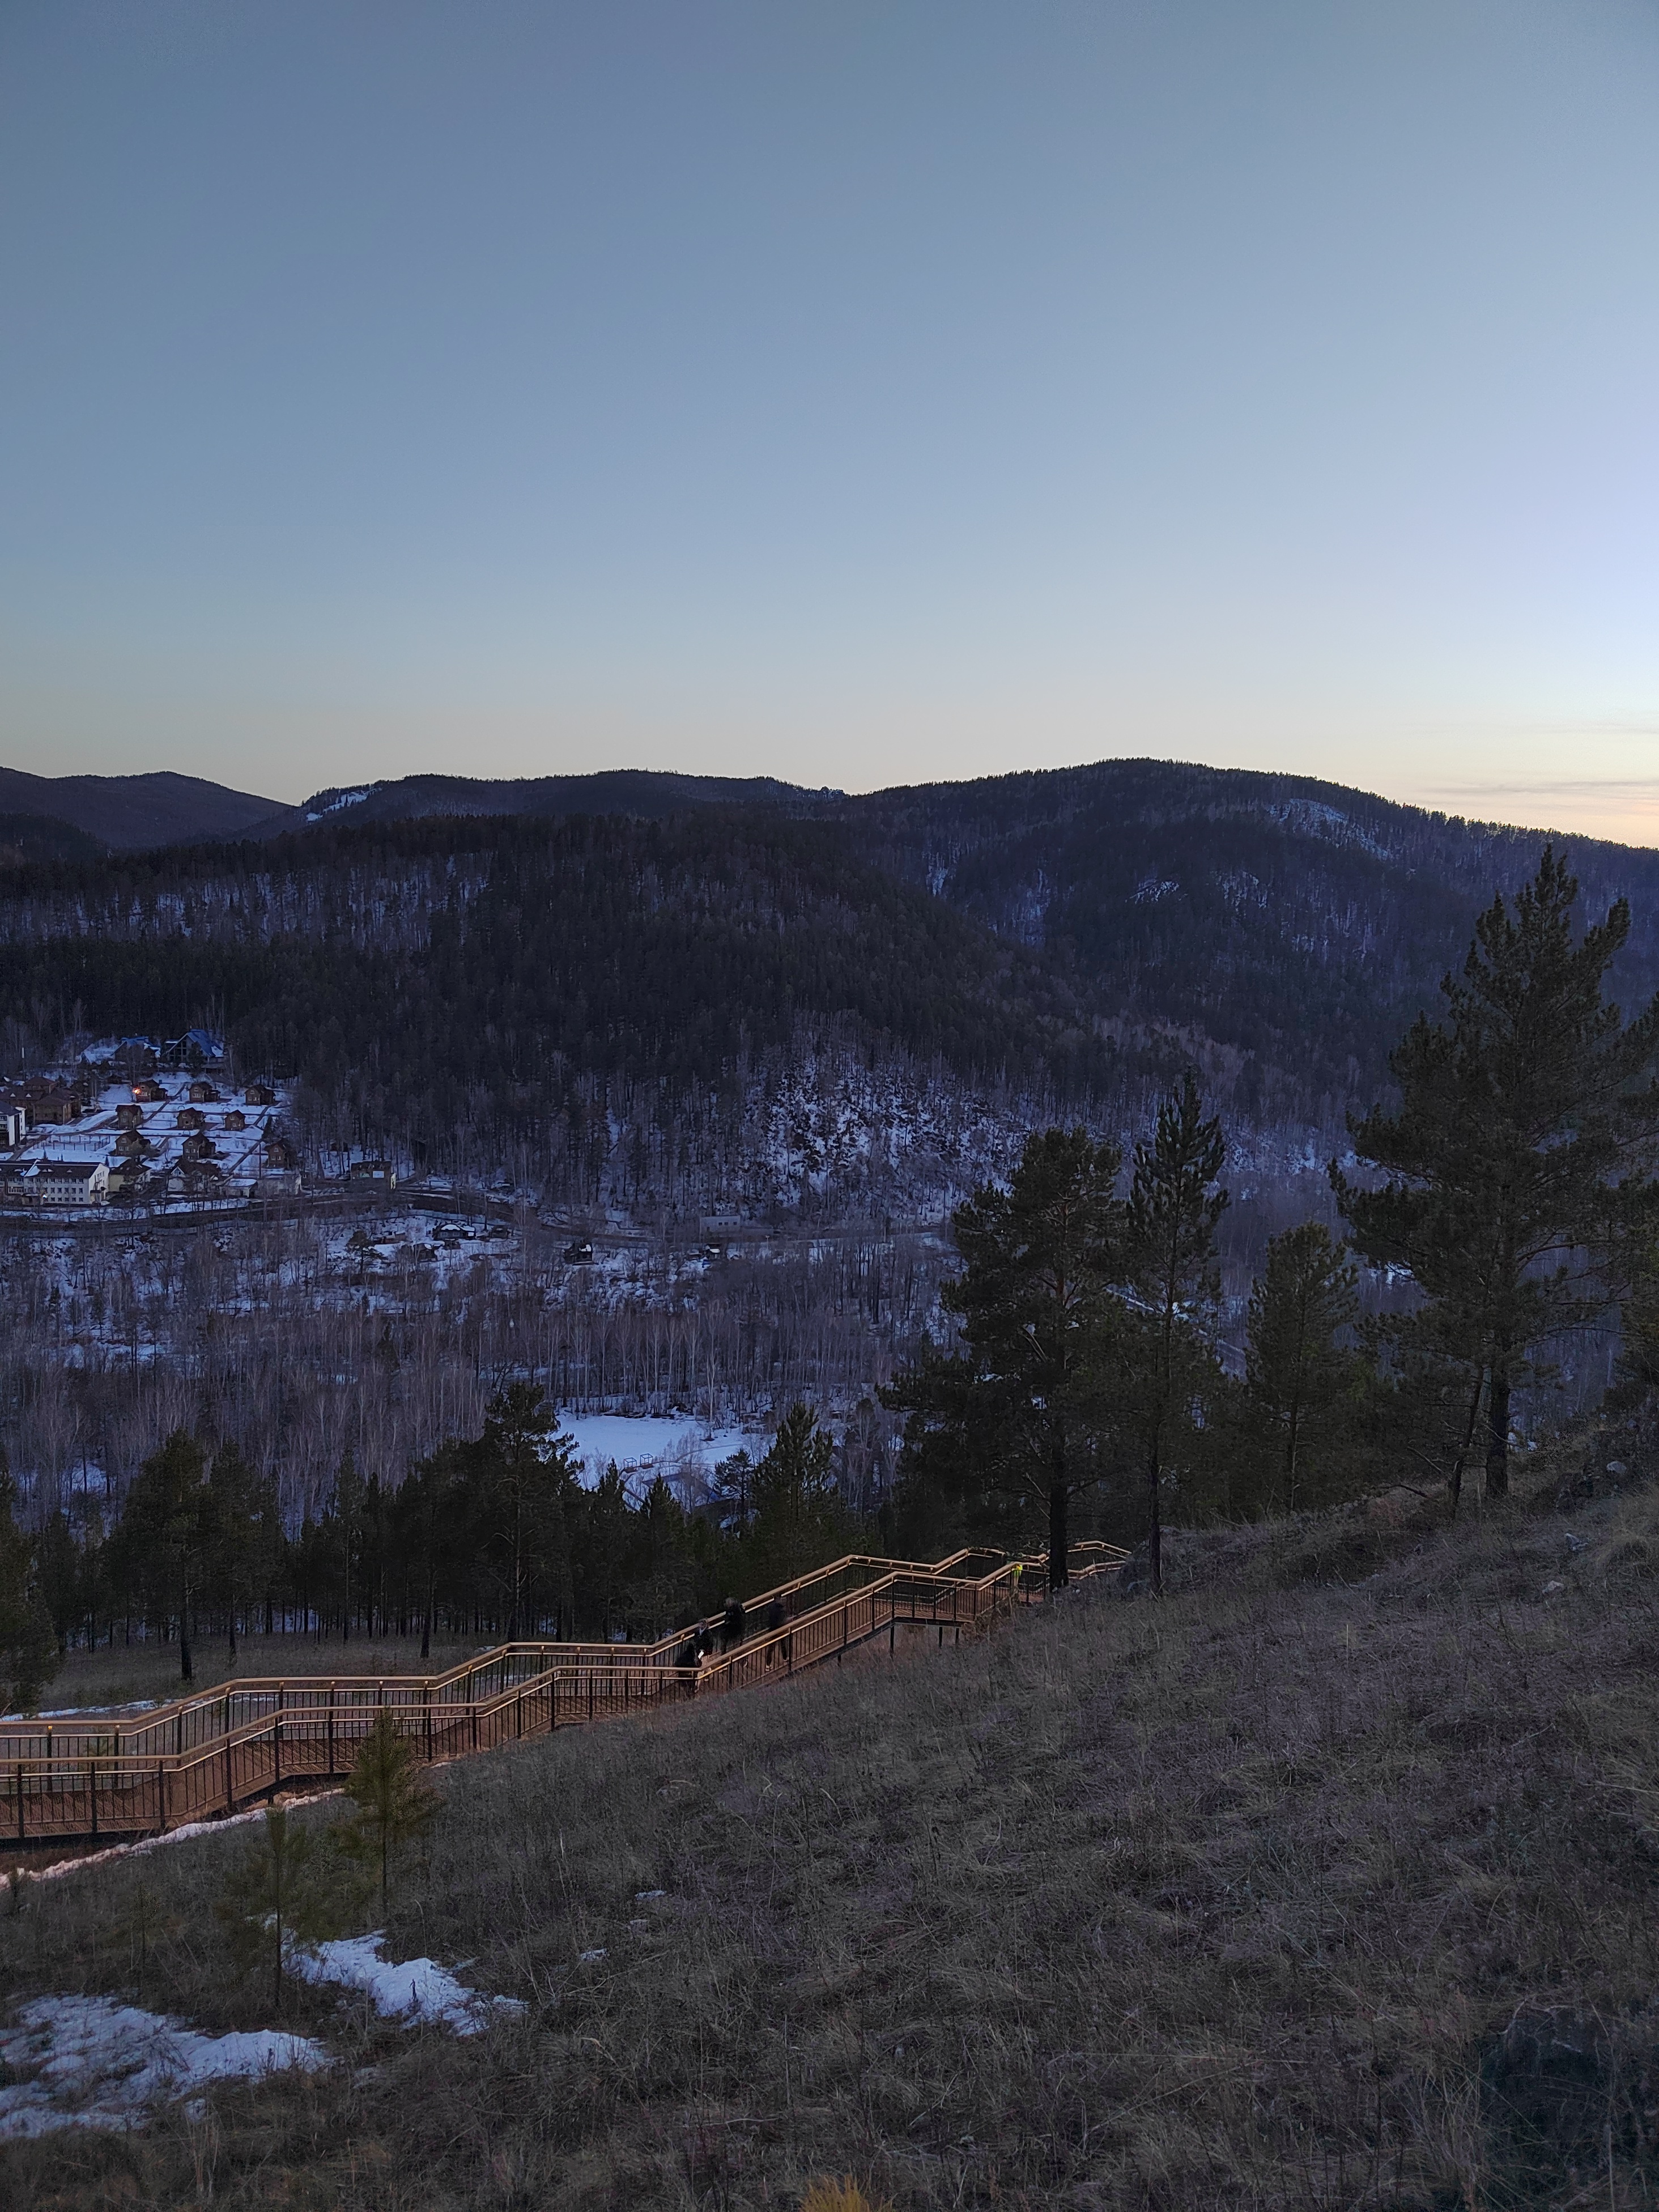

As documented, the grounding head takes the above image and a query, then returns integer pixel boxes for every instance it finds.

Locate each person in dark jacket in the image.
[721,1596,746,1651]
[674,1627,703,1671]
[764,1594,788,1665]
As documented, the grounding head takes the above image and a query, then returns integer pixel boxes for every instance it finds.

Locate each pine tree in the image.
[110,1431,212,1682]
[215,1805,349,2013]
[1244,1223,1365,1512]
[741,1405,852,1589]
[478,1384,578,1637]
[1124,1074,1229,1597]
[884,1127,1126,1589]
[334,1708,440,1917]
[207,1441,258,1662]
[327,1448,366,1643]
[0,1470,58,1716]
[1335,850,1659,1500]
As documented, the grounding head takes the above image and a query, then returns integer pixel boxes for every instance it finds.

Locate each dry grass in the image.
[6,1437,1659,2208]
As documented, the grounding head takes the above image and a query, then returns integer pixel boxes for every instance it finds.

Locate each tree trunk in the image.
[1484,1353,1511,1500]
[1048,1481,1069,1590]
[1448,1368,1484,1518]
[1147,1446,1163,1598]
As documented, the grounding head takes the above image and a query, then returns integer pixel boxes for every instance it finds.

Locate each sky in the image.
[2,0,1658,840]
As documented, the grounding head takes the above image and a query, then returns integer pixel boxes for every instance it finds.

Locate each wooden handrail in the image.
[1,1545,1126,1845]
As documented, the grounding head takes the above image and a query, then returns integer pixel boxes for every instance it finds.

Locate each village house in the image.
[168,1159,224,1198]
[256,1164,302,1197]
[244,1082,276,1107]
[1,1103,27,1148]
[346,1158,397,1189]
[23,1085,82,1126]
[163,1029,224,1071]
[187,1079,218,1104]
[223,1108,247,1131]
[114,1101,143,1130]
[134,1078,168,1103]
[34,1159,109,1205]
[177,1106,207,1131]
[104,1159,149,1198]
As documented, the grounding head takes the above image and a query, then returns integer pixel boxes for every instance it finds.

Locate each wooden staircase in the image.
[1,1544,1126,1849]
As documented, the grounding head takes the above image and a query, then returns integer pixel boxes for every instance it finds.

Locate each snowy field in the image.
[554,1413,755,1493]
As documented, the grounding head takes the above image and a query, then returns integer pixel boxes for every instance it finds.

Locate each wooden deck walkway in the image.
[0,1544,1126,1848]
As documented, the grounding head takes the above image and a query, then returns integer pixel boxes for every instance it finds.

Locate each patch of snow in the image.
[288,1933,525,2036]
[12,1792,344,1887]
[33,1699,158,1720]
[0,1994,327,2138]
[303,786,377,823]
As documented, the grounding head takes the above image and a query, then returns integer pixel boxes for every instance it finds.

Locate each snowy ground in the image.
[289,1934,525,2036]
[554,1413,755,1493]
[0,1924,522,2133]
[0,1996,327,2138]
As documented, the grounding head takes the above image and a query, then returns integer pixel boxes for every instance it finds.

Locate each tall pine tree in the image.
[884,1127,1126,1589]
[1335,851,1659,1500]
[1124,1073,1229,1596]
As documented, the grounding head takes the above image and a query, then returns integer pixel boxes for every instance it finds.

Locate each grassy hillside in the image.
[5,1445,1659,2208]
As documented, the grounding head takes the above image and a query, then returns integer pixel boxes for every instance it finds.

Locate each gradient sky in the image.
[3,1,1658,838]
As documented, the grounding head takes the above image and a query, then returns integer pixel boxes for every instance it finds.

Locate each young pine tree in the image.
[1335,850,1659,1501]
[1244,1223,1365,1513]
[334,1708,441,1919]
[215,1805,348,2014]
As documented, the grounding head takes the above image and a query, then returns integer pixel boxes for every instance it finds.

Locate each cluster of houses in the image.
[0,1054,303,1211]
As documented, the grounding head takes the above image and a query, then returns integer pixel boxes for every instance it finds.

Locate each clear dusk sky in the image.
[3,1,1658,839]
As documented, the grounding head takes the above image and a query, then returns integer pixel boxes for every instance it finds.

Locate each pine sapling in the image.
[334,1708,441,1918]
[214,1804,348,2014]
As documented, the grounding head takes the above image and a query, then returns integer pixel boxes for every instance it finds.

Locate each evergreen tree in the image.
[576,1466,637,1636]
[393,1446,460,1659]
[1244,1223,1365,1512]
[741,1405,853,1590]
[334,1708,440,1917]
[110,1431,212,1681]
[1335,851,1659,1500]
[207,1441,258,1662]
[884,1127,1126,1589]
[215,1805,349,2013]
[33,1510,84,1651]
[1124,1073,1229,1596]
[478,1384,578,1637]
[628,1475,699,1638]
[326,1447,367,1642]
[0,1470,57,1716]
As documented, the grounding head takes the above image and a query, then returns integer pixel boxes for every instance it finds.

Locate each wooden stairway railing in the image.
[1,1543,1126,1849]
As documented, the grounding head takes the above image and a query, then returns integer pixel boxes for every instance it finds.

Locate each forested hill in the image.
[2,758,1657,1219]
[840,761,1659,1122]
[0,811,1112,1216]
